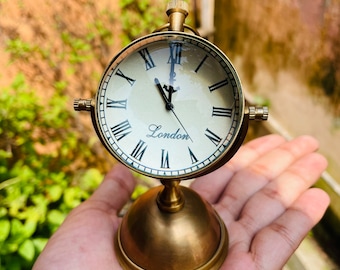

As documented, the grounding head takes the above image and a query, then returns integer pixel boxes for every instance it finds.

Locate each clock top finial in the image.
[166,0,189,31]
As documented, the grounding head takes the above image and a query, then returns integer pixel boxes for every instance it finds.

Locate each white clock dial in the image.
[95,32,245,180]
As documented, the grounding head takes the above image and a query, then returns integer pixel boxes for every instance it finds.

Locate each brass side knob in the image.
[73,98,93,111]
[248,106,269,121]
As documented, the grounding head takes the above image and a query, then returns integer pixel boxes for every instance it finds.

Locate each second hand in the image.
[169,107,193,143]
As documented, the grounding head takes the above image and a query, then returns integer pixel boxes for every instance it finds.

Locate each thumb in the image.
[89,163,136,212]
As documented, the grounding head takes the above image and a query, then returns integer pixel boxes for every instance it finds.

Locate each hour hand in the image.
[154,78,173,110]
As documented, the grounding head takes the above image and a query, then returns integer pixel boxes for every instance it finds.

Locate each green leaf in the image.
[9,218,36,244]
[47,209,65,226]
[80,168,102,191]
[11,219,25,239]
[46,185,63,202]
[23,219,37,238]
[31,194,48,208]
[18,239,35,261]
[0,219,11,241]
[0,241,19,254]
[53,80,68,92]
[16,206,43,222]
[64,187,83,208]
[32,238,48,253]
[47,209,66,233]
[0,207,8,218]
[0,149,12,159]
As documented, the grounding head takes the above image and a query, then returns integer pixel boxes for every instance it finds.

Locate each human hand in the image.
[33,135,330,270]
[190,134,330,269]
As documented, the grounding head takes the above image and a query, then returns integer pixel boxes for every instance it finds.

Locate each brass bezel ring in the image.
[153,23,201,36]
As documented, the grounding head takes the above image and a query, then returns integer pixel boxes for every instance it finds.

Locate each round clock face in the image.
[94,32,245,180]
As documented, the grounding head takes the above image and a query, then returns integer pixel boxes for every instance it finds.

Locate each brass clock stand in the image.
[115,180,228,269]
[114,2,228,269]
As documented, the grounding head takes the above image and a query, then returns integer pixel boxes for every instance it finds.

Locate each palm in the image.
[191,135,329,269]
[33,135,329,270]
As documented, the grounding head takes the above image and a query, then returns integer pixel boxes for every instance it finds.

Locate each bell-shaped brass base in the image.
[115,184,228,269]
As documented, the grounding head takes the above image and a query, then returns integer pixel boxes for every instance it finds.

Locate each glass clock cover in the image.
[94,31,245,180]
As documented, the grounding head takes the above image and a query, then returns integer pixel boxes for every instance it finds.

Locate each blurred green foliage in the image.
[120,0,165,46]
[0,73,103,269]
[0,1,165,268]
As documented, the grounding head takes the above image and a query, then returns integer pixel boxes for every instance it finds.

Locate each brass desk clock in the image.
[74,1,268,269]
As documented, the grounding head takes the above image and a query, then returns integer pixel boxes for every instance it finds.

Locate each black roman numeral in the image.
[131,140,147,161]
[106,98,127,109]
[188,147,198,164]
[212,107,232,117]
[194,55,208,73]
[139,48,156,70]
[111,120,132,141]
[160,149,170,169]
[168,43,182,65]
[115,69,136,86]
[205,128,222,146]
[209,78,228,92]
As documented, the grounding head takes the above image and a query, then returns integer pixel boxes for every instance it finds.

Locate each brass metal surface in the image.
[115,185,228,269]
[73,98,93,111]
[157,180,184,213]
[166,0,188,31]
[248,106,269,121]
